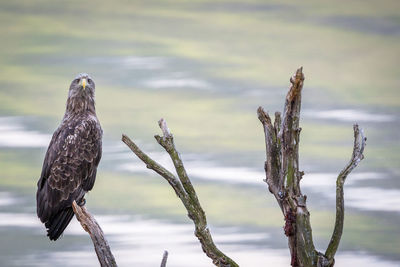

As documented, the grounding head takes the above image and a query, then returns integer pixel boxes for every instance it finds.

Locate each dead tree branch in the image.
[258,67,366,267]
[122,120,239,267]
[160,250,168,267]
[325,125,366,263]
[72,201,117,267]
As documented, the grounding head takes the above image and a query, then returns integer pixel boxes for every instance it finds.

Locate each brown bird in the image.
[36,73,102,240]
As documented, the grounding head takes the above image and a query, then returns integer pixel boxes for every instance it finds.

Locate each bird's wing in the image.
[37,124,63,191]
[37,117,102,222]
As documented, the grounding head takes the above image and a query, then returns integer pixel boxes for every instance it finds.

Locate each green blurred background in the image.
[0,0,399,266]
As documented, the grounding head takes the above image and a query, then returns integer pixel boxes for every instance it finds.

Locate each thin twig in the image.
[72,201,117,267]
[325,124,366,261]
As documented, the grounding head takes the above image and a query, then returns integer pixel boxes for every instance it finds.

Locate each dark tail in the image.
[45,207,75,241]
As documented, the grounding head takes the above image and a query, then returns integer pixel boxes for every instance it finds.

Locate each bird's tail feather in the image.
[45,207,75,241]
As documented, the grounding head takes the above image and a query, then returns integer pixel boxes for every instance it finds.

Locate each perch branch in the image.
[122,120,239,267]
[325,124,366,261]
[72,201,117,267]
[160,250,168,267]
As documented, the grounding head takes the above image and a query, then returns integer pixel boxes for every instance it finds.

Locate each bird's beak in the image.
[80,78,87,90]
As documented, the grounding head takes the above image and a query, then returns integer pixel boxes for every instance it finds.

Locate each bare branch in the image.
[258,68,319,267]
[154,119,200,205]
[160,250,168,267]
[325,124,366,261]
[281,67,304,196]
[257,107,283,211]
[158,118,172,138]
[72,201,117,267]
[258,67,367,267]
[122,134,188,201]
[122,121,239,267]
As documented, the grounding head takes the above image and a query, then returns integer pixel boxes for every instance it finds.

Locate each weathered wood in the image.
[72,201,117,267]
[121,133,188,202]
[325,125,366,264]
[258,68,366,267]
[160,250,168,267]
[122,119,239,267]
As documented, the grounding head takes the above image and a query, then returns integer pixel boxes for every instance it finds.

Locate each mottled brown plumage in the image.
[36,73,102,240]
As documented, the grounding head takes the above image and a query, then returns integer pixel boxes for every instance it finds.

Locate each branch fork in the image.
[258,67,366,267]
[122,119,239,267]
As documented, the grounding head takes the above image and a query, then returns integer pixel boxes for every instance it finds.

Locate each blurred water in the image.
[1,1,400,266]
[1,118,398,214]
[0,117,50,148]
[303,109,396,123]
[1,117,400,266]
[1,192,399,267]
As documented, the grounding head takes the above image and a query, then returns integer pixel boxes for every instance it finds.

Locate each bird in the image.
[36,73,102,240]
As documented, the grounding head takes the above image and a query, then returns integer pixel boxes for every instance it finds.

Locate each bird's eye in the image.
[88,79,92,84]
[74,79,80,84]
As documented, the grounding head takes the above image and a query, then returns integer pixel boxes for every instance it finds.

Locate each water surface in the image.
[0,0,399,266]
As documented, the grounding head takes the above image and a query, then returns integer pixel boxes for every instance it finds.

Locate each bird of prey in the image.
[36,73,102,240]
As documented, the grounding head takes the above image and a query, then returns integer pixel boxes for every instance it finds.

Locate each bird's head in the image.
[66,73,96,114]
[68,73,95,100]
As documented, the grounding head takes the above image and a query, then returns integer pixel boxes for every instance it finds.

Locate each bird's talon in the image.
[78,198,86,207]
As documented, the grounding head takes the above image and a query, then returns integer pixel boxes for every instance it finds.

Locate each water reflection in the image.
[0,117,51,148]
[1,1,399,264]
[143,76,211,90]
[303,109,395,123]
[88,56,167,70]
[1,192,399,267]
[0,192,18,206]
[0,111,397,264]
[116,144,397,213]
[2,114,394,214]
